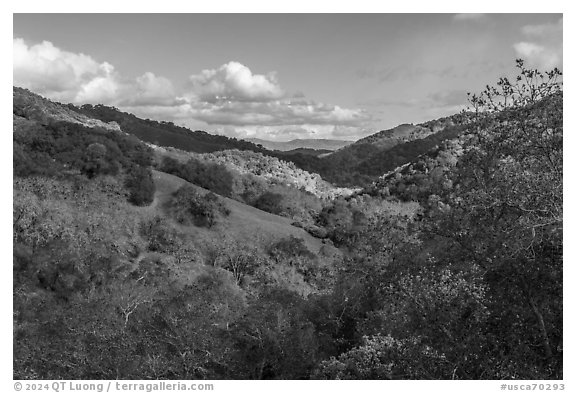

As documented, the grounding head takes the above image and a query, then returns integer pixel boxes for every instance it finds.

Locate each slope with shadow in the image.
[67,103,266,154]
[149,169,338,257]
[273,116,469,187]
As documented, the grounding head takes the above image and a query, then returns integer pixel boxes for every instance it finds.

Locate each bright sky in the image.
[13,13,563,141]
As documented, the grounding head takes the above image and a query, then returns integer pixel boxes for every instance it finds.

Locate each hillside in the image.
[150,145,356,199]
[13,94,345,379]
[13,87,121,132]
[65,100,266,154]
[310,118,465,185]
[354,123,432,148]
[150,170,337,257]
[247,138,353,152]
[13,86,470,190]
[267,118,467,188]
[198,149,357,199]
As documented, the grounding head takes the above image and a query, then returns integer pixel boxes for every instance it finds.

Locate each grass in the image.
[149,170,336,256]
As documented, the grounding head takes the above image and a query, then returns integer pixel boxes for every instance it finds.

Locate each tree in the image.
[126,165,155,206]
[253,191,284,215]
[426,59,563,378]
[466,59,562,113]
[167,185,229,228]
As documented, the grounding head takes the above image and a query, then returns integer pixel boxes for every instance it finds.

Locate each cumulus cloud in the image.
[118,72,183,107]
[13,38,120,103]
[513,17,562,69]
[189,61,284,103]
[184,98,370,127]
[13,39,373,140]
[13,38,182,107]
[211,124,368,142]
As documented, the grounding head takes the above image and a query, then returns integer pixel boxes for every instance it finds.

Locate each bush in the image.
[268,236,319,279]
[269,236,315,260]
[161,157,234,197]
[159,156,182,175]
[125,165,155,206]
[253,191,284,214]
[139,216,180,253]
[167,185,230,228]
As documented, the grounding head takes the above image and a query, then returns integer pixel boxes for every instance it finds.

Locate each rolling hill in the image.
[149,169,337,258]
[14,86,472,189]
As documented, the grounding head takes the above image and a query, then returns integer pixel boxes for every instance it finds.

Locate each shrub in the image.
[253,191,284,214]
[269,235,316,260]
[81,143,119,178]
[268,236,319,279]
[159,156,182,175]
[125,165,155,206]
[139,216,180,253]
[167,185,230,228]
[179,158,234,197]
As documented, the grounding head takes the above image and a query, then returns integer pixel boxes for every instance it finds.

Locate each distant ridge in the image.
[246,138,353,152]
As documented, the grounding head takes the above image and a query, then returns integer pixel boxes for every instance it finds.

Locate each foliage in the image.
[125,165,155,206]
[425,90,563,378]
[314,335,451,379]
[13,117,155,208]
[467,59,562,113]
[268,235,316,262]
[13,59,562,380]
[253,191,284,215]
[166,185,230,228]
[160,156,234,197]
[139,216,180,253]
[70,102,264,154]
[214,242,262,287]
[228,288,320,379]
[317,199,368,247]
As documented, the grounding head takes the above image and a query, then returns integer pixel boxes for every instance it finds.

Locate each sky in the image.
[13,13,563,142]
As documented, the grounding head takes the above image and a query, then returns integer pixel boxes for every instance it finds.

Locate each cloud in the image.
[453,14,486,22]
[189,61,284,103]
[13,38,373,141]
[513,17,562,69]
[185,99,370,127]
[211,124,370,142]
[118,72,182,107]
[13,38,121,103]
[13,38,183,107]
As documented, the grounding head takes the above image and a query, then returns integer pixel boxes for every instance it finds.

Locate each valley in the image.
[12,60,563,380]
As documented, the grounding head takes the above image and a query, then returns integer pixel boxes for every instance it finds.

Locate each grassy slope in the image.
[149,170,335,256]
